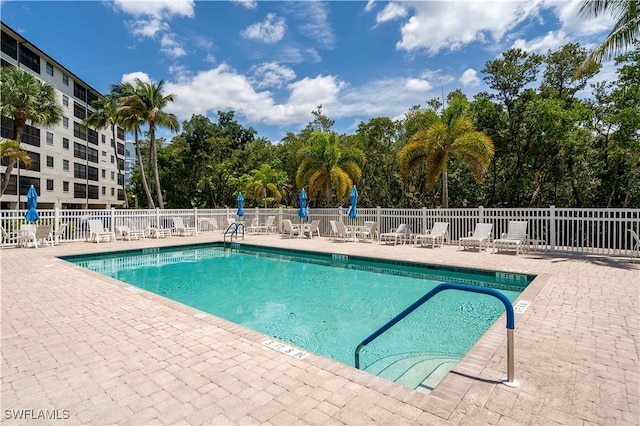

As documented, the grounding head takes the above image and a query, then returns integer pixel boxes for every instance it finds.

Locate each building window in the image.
[111,171,115,180]
[102,186,106,195]
[46,179,54,191]
[62,95,69,107]
[63,181,69,192]
[73,101,86,120]
[46,132,53,145]
[101,169,106,178]
[62,74,69,86]
[62,137,69,150]
[46,155,54,168]
[101,134,106,144]
[1,31,18,60]
[46,62,54,76]
[111,188,115,196]
[63,159,69,171]
[62,116,69,129]
[73,122,86,140]
[19,45,40,74]
[110,155,114,164]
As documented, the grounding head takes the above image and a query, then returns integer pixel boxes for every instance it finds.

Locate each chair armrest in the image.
[501,232,507,238]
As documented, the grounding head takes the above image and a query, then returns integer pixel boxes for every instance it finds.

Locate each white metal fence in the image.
[1,206,638,256]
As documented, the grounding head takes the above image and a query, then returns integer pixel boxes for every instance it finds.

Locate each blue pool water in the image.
[64,244,532,389]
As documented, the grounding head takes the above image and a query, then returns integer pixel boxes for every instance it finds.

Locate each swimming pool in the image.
[64,243,533,392]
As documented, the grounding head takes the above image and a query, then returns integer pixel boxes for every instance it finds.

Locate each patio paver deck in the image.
[1,232,638,425]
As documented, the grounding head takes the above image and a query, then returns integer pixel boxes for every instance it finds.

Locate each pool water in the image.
[65,244,531,391]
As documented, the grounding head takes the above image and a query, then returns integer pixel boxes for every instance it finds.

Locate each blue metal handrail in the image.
[224,222,244,243]
[354,282,519,386]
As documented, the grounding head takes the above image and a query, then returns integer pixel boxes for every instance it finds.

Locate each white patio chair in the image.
[629,229,640,263]
[379,223,412,245]
[459,223,493,251]
[302,220,321,238]
[172,217,197,236]
[414,222,449,248]
[493,221,529,255]
[88,219,116,243]
[281,219,301,238]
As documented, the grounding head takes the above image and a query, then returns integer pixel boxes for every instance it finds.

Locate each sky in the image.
[0,0,619,143]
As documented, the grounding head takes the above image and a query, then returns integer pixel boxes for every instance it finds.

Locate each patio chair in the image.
[458,223,493,251]
[88,219,116,243]
[493,221,529,255]
[53,223,68,245]
[198,218,219,232]
[0,225,18,247]
[246,217,261,234]
[17,224,36,247]
[629,229,640,263]
[19,224,53,248]
[415,222,449,248]
[281,219,301,238]
[116,225,146,241]
[258,216,276,234]
[356,221,378,242]
[379,223,412,245]
[172,217,196,236]
[302,220,321,238]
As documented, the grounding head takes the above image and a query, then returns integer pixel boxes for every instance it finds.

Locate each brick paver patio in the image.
[1,232,638,425]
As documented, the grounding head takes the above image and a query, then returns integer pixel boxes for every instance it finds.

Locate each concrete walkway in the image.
[1,233,638,425]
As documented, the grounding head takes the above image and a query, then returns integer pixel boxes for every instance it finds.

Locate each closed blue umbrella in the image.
[25,185,39,223]
[298,189,308,220]
[236,193,244,217]
[347,185,358,219]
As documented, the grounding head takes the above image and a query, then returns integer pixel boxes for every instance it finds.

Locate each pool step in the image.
[364,353,459,394]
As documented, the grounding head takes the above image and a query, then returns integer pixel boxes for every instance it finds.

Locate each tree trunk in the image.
[135,127,155,208]
[149,124,164,209]
[112,124,128,208]
[441,168,448,208]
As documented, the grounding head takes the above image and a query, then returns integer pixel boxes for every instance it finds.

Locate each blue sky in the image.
[1,0,617,143]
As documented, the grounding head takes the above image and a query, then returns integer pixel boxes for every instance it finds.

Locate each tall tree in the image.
[398,95,495,208]
[118,79,179,208]
[244,161,287,207]
[577,0,640,74]
[296,131,365,206]
[84,93,128,207]
[0,67,62,195]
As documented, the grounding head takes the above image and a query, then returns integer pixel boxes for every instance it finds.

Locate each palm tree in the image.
[0,139,32,196]
[296,131,365,206]
[117,79,179,209]
[0,67,62,195]
[577,0,640,75]
[245,162,287,207]
[398,97,495,208]
[84,93,128,207]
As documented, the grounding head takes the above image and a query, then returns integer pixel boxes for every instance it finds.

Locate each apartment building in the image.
[0,22,126,210]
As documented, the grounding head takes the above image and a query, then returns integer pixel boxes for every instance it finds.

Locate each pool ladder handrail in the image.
[224,222,245,243]
[354,282,519,387]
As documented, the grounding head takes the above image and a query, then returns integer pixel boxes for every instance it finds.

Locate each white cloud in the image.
[459,69,481,87]
[127,18,168,38]
[113,0,195,19]
[121,71,152,85]
[404,78,431,91]
[161,33,186,58]
[241,13,286,44]
[251,62,296,89]
[364,0,376,13]
[553,0,615,37]
[231,0,257,10]
[291,2,335,49]
[376,2,408,23]
[204,53,216,64]
[395,1,545,55]
[512,30,568,54]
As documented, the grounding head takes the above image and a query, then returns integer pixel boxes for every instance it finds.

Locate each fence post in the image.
[156,208,161,229]
[550,205,556,251]
[479,206,484,223]
[110,207,115,232]
[422,207,427,234]
[278,207,283,233]
[54,206,60,233]
[193,208,198,230]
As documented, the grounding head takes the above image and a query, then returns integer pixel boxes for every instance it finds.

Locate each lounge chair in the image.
[17,224,36,247]
[356,221,378,242]
[1,225,17,247]
[629,229,640,263]
[172,217,196,236]
[246,217,261,234]
[380,223,412,245]
[53,223,68,245]
[88,219,116,243]
[458,223,493,251]
[19,224,53,248]
[116,225,146,241]
[493,221,529,255]
[281,219,301,238]
[302,220,320,238]
[198,218,219,232]
[414,222,449,248]
[258,216,276,234]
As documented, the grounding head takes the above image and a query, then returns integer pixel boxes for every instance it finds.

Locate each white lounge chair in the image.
[246,217,261,234]
[258,216,276,234]
[459,223,493,251]
[116,225,146,241]
[172,217,196,236]
[19,224,53,248]
[629,229,640,263]
[302,220,320,238]
[88,219,116,243]
[380,223,412,245]
[414,222,449,248]
[281,219,301,238]
[493,221,529,255]
[356,221,378,242]
[17,224,36,247]
[198,218,219,232]
[53,223,68,245]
